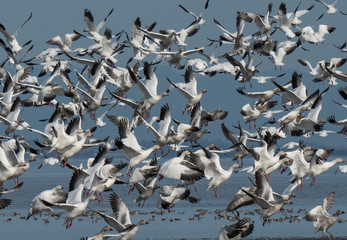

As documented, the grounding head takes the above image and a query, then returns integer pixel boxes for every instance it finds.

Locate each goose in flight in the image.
[238,2,276,38]
[241,101,277,129]
[93,192,149,240]
[0,12,32,54]
[167,66,207,114]
[46,33,81,53]
[41,169,97,229]
[218,218,254,240]
[26,185,67,220]
[83,8,114,43]
[202,146,240,199]
[314,0,338,15]
[304,192,345,239]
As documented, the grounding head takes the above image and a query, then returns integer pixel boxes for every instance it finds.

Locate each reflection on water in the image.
[1,156,346,240]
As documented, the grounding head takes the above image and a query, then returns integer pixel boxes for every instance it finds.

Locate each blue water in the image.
[1,155,346,240]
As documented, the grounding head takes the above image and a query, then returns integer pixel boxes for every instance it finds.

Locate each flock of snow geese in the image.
[0,0,347,239]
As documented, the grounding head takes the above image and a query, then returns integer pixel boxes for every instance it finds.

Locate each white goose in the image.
[46,33,81,53]
[238,3,276,38]
[0,12,32,53]
[159,150,204,184]
[40,169,97,229]
[26,185,67,220]
[139,103,172,148]
[304,192,345,239]
[0,140,27,185]
[167,66,207,114]
[203,146,240,199]
[315,0,338,15]
[308,158,345,186]
[127,63,169,116]
[241,171,295,224]
[94,192,149,240]
[107,115,161,174]
[240,101,277,129]
[83,8,114,43]
[275,2,299,39]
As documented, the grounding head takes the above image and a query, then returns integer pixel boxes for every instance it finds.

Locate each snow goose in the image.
[312,58,346,84]
[274,2,299,39]
[159,150,204,183]
[213,15,247,53]
[0,97,29,136]
[0,182,23,210]
[327,115,347,133]
[134,177,160,207]
[297,59,324,76]
[294,94,326,133]
[26,185,67,220]
[184,129,210,145]
[252,73,286,85]
[59,128,95,165]
[304,192,345,239]
[273,3,314,28]
[124,17,157,60]
[41,169,97,229]
[308,158,345,186]
[220,122,250,166]
[78,77,108,118]
[128,158,160,193]
[0,68,16,117]
[238,3,276,38]
[137,25,177,50]
[107,115,161,174]
[49,117,84,159]
[178,0,209,27]
[240,101,277,129]
[203,146,240,199]
[278,105,309,129]
[83,8,114,43]
[80,226,113,240]
[226,186,257,218]
[295,21,335,45]
[248,132,286,178]
[89,171,124,203]
[199,106,228,127]
[287,145,314,188]
[46,33,80,53]
[324,65,347,83]
[94,192,149,239]
[0,138,35,186]
[151,47,204,68]
[224,52,259,87]
[218,218,254,240]
[104,64,135,98]
[241,171,294,224]
[139,104,172,149]
[314,0,338,15]
[236,86,282,106]
[167,66,207,114]
[157,184,199,213]
[0,12,32,54]
[127,63,169,117]
[6,138,36,185]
